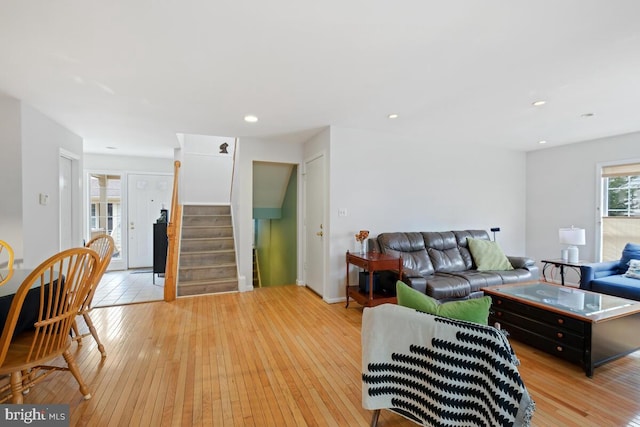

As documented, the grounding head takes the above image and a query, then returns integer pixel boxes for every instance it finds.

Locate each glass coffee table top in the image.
[484,282,638,317]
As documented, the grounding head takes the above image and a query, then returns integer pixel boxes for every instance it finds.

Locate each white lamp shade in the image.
[559,227,586,246]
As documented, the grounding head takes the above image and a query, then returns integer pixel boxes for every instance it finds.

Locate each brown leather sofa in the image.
[371,230,538,302]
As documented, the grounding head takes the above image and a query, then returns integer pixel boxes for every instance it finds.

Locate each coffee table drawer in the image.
[497,321,584,364]
[491,296,585,334]
[491,309,584,349]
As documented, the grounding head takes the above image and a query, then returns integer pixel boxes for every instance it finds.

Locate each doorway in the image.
[86,171,171,306]
[252,162,298,287]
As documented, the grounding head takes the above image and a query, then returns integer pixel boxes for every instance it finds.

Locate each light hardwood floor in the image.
[20,285,640,426]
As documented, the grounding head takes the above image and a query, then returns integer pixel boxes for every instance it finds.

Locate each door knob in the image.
[316,231,323,237]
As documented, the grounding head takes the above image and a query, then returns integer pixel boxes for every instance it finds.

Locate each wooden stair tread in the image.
[179,263,236,269]
[180,249,234,255]
[182,226,232,229]
[179,278,237,285]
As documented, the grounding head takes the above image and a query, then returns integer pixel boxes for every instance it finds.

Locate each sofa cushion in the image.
[491,269,536,283]
[423,232,466,273]
[619,243,640,274]
[591,275,640,301]
[467,238,514,271]
[378,232,435,276]
[396,281,491,324]
[446,271,503,292]
[425,274,471,300]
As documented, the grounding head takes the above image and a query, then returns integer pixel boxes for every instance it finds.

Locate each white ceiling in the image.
[1,1,640,158]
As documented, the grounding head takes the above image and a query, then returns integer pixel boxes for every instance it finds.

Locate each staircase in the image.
[177,205,238,296]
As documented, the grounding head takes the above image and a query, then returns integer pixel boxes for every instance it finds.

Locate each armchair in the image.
[362,303,534,426]
[580,243,640,301]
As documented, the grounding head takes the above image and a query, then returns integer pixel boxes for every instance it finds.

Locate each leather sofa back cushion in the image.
[378,232,435,276]
[454,230,491,269]
[423,232,466,273]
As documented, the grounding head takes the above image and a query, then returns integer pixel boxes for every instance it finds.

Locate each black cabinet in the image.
[153,223,168,284]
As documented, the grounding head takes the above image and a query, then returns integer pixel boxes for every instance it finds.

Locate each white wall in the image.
[0,95,23,261]
[20,103,84,267]
[235,137,305,291]
[84,153,174,173]
[526,131,640,283]
[325,126,527,302]
[180,134,235,205]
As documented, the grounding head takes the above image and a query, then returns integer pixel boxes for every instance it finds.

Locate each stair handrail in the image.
[164,160,182,302]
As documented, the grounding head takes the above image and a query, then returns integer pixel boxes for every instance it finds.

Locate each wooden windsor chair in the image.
[0,247,100,403]
[0,240,14,286]
[71,234,115,359]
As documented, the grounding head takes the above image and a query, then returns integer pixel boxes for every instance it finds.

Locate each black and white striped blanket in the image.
[362,304,534,426]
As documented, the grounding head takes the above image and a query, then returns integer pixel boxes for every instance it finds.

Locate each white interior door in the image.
[304,154,326,296]
[59,155,73,250]
[128,174,173,268]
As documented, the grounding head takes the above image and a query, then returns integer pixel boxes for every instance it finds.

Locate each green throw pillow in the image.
[467,238,514,271]
[396,280,439,313]
[396,281,491,325]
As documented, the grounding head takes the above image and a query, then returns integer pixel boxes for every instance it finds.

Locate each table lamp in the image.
[559,227,585,263]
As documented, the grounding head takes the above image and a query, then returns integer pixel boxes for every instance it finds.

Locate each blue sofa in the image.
[580,243,640,300]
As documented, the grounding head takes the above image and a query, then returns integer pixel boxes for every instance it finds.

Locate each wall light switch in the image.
[39,193,49,205]
[338,208,348,217]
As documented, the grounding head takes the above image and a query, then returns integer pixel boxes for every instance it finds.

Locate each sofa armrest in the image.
[580,260,621,290]
[507,256,540,280]
[507,256,535,269]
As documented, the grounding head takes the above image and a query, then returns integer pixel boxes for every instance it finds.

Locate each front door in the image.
[304,154,326,297]
[127,174,173,268]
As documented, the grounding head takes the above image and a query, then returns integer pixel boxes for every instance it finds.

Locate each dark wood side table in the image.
[541,259,589,286]
[345,251,402,308]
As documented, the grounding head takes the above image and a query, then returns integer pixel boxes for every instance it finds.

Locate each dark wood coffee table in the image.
[482,282,640,377]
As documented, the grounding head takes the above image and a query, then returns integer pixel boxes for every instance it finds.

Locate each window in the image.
[601,162,640,261]
[89,173,122,261]
[90,203,98,229]
[605,175,640,217]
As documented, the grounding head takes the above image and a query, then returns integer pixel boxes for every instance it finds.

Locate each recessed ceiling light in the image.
[106,146,117,150]
[388,113,399,119]
[244,115,258,123]
[532,100,546,107]
[538,140,547,144]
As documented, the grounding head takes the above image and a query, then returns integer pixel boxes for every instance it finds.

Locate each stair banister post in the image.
[164,160,181,302]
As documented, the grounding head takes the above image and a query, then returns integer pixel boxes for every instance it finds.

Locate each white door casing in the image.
[59,155,73,251]
[304,154,326,297]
